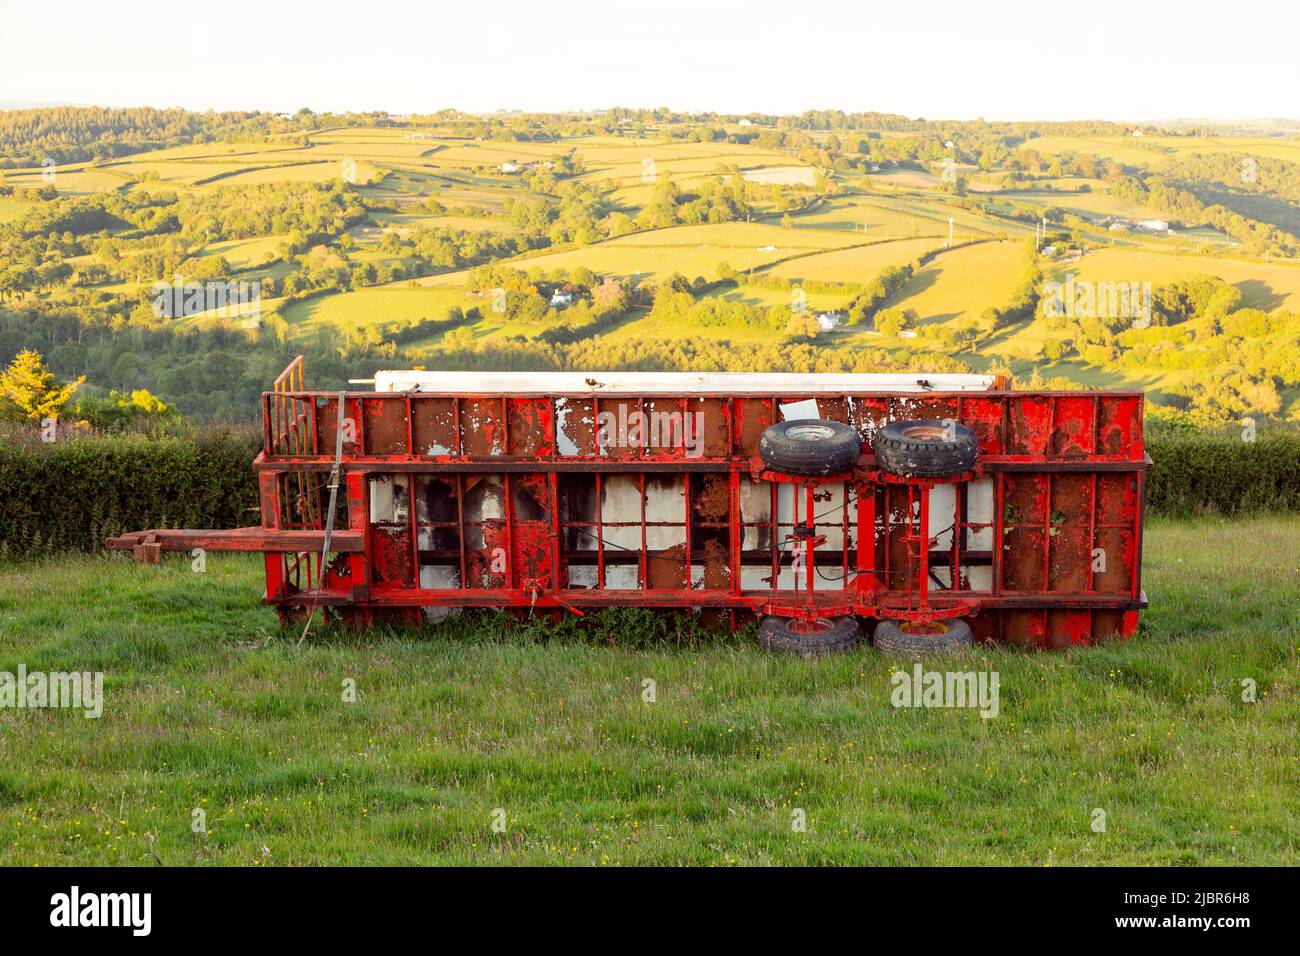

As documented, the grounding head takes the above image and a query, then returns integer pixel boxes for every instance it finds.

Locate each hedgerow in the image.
[0,426,259,559]
[1145,428,1300,517]
[0,425,1294,560]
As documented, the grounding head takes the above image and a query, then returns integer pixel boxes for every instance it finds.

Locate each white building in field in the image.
[1109,218,1170,233]
[550,290,573,307]
[816,312,842,331]
[500,162,520,173]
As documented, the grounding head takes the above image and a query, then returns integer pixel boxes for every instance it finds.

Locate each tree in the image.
[784,313,819,340]
[0,349,85,421]
[73,388,179,431]
[593,277,628,312]
[443,327,476,351]
[873,307,915,337]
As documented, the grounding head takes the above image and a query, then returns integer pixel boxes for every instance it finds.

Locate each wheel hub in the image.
[786,424,837,442]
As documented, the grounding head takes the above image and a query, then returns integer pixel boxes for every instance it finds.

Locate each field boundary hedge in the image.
[1144,429,1300,517]
[0,426,1294,560]
[0,428,260,560]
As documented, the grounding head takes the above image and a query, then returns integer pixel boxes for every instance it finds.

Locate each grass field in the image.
[763,237,943,283]
[281,285,474,336]
[699,282,857,313]
[1020,133,1300,169]
[0,516,1294,866]
[889,240,1027,324]
[415,222,861,288]
[0,197,33,223]
[1045,248,1300,313]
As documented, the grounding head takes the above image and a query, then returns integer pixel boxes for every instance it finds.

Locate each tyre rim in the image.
[787,617,834,635]
[899,621,949,636]
[786,424,837,442]
[899,425,949,442]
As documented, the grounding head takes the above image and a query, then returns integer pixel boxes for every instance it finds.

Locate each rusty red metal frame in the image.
[106,359,1150,648]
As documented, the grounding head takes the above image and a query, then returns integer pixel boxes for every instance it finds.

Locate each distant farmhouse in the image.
[1108,218,1171,233]
[816,312,842,331]
[501,160,555,174]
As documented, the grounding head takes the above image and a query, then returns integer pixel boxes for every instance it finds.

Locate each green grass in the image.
[890,239,1027,324]
[0,516,1295,866]
[1045,247,1300,313]
[699,282,856,313]
[763,236,942,283]
[280,285,474,337]
[414,222,853,289]
[0,196,34,223]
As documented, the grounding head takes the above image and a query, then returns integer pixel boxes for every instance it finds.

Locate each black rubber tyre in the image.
[759,615,862,656]
[759,419,860,476]
[873,419,979,478]
[872,617,974,655]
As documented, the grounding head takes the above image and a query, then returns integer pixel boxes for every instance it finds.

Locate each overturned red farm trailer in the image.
[109,359,1150,652]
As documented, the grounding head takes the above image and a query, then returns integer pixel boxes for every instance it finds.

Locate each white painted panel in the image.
[739,477,770,551]
[813,482,848,551]
[741,565,798,591]
[779,399,819,421]
[741,566,767,590]
[464,476,504,521]
[604,565,640,590]
[555,396,586,456]
[375,370,998,395]
[600,476,641,552]
[419,565,461,620]
[966,478,995,550]
[567,564,598,588]
[369,475,409,524]
[601,476,686,552]
[929,484,957,550]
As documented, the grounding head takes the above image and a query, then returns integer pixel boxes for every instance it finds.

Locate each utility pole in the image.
[948,217,954,247]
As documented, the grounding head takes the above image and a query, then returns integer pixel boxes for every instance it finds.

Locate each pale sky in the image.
[3,0,1296,121]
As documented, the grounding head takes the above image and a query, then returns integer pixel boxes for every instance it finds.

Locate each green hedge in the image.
[0,428,260,560]
[1145,430,1300,517]
[0,426,1294,560]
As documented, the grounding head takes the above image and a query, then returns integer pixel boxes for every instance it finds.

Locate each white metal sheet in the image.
[374,370,997,395]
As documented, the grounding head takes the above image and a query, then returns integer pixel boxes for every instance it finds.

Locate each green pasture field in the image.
[280,285,474,336]
[888,239,1027,325]
[1020,133,1300,169]
[0,516,1294,865]
[763,237,944,284]
[1045,248,1300,313]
